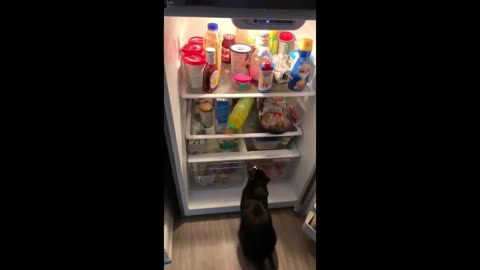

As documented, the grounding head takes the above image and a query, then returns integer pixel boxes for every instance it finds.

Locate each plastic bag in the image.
[258,97,293,134]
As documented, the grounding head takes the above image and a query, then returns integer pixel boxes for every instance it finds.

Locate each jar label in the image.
[258,70,273,92]
[221,47,230,62]
[210,70,219,89]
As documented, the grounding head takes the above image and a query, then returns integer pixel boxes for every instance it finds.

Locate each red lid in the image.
[181,43,203,54]
[182,53,205,65]
[233,73,252,83]
[279,31,294,42]
[188,36,204,45]
[223,34,235,40]
[263,61,272,70]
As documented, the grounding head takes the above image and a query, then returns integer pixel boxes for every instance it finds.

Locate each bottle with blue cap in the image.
[204,23,222,71]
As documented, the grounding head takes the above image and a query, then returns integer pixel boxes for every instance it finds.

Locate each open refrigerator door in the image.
[164,15,316,216]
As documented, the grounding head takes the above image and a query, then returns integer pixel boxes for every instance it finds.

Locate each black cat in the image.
[239,165,277,269]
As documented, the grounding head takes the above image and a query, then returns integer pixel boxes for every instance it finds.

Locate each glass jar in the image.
[221,34,236,63]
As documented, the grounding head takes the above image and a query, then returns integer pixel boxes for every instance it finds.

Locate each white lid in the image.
[230,44,252,53]
[205,47,216,64]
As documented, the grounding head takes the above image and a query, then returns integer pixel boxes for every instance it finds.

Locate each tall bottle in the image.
[202,47,220,93]
[269,30,279,55]
[204,23,222,72]
[288,38,314,92]
[249,31,273,84]
[228,98,255,131]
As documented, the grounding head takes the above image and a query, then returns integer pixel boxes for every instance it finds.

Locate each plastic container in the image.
[232,73,251,91]
[221,34,236,63]
[252,137,281,150]
[278,32,294,55]
[182,53,205,89]
[228,98,255,131]
[181,43,203,55]
[188,36,204,46]
[230,44,252,75]
[204,23,222,72]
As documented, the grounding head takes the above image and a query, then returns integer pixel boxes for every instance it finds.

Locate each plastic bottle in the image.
[288,38,314,92]
[228,98,255,131]
[204,23,222,72]
[258,61,275,93]
[202,47,219,93]
[249,31,272,84]
[269,30,279,55]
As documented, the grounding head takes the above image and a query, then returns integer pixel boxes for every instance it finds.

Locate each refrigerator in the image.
[164,2,316,217]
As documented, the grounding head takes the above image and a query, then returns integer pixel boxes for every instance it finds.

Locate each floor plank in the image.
[166,208,316,270]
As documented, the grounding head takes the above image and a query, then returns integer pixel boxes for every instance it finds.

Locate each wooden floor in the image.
[166,208,316,270]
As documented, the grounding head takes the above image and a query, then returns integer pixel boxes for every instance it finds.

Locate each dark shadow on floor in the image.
[236,243,279,270]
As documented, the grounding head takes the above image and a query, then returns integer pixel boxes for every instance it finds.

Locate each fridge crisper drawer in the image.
[252,159,295,180]
[189,161,246,188]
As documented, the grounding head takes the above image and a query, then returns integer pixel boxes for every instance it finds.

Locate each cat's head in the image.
[247,164,270,187]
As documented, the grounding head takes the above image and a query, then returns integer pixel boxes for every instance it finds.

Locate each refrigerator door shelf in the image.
[187,138,300,163]
[186,100,303,140]
[180,64,316,99]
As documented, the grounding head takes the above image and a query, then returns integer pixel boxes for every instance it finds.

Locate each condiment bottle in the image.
[203,47,220,93]
[258,61,275,93]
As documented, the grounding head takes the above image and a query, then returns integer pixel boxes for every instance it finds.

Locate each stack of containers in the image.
[181,36,205,89]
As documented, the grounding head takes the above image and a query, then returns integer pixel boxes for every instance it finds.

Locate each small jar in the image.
[278,32,295,55]
[221,34,236,63]
[232,73,251,92]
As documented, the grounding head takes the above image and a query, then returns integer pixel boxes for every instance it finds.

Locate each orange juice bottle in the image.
[204,23,222,72]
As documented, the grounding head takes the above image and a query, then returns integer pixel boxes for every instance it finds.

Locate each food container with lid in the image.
[278,31,295,55]
[182,53,205,89]
[232,73,251,92]
[251,137,281,150]
[188,36,204,46]
[230,44,252,75]
[181,43,203,55]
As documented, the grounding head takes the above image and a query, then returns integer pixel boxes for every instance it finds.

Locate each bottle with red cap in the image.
[258,61,275,93]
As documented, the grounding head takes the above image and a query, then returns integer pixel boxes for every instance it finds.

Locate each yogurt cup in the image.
[230,44,252,75]
[232,73,251,91]
[182,53,205,89]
